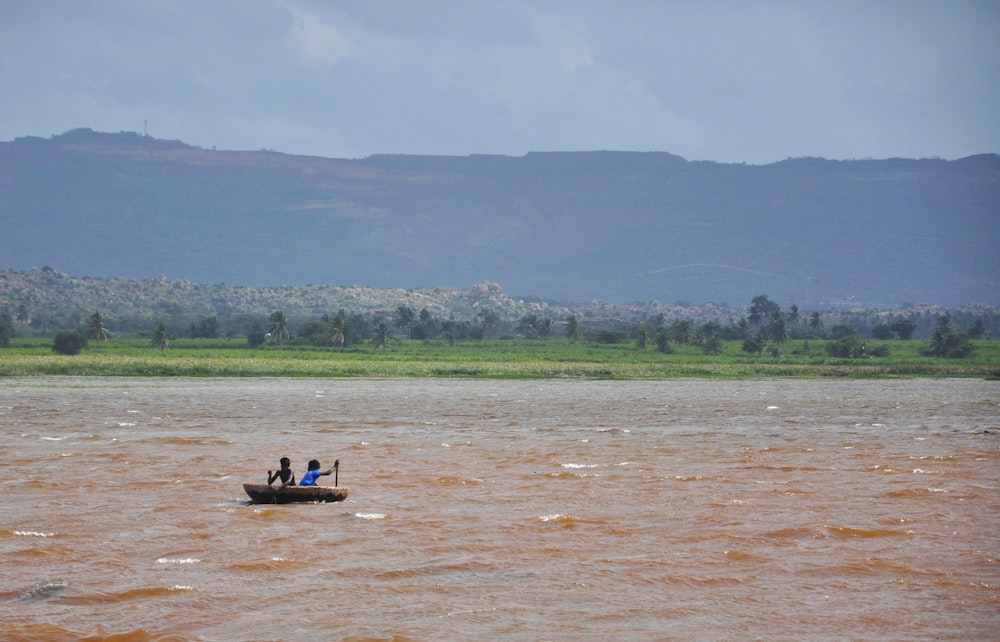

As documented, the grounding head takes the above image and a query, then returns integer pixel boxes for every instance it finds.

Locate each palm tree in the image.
[933,314,953,336]
[477,308,498,339]
[395,305,415,339]
[267,311,290,345]
[634,323,648,350]
[968,318,987,339]
[809,312,823,334]
[925,314,973,358]
[0,311,16,347]
[768,315,788,345]
[85,311,109,342]
[671,319,692,345]
[151,322,170,352]
[330,323,345,348]
[702,333,724,355]
[327,310,349,348]
[565,315,580,343]
[927,329,949,357]
[655,327,673,354]
[372,322,390,351]
[890,317,916,340]
[441,319,457,346]
[748,294,780,327]
[516,315,539,339]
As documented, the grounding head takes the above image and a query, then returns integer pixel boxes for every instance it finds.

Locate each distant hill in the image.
[1,128,998,307]
[0,267,580,334]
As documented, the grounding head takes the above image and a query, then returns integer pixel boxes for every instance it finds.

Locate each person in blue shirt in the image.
[299,458,338,486]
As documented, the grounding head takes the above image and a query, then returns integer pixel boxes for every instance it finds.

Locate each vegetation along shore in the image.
[2,336,997,380]
[1,270,997,380]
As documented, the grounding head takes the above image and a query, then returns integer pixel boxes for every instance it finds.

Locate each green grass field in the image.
[2,337,998,379]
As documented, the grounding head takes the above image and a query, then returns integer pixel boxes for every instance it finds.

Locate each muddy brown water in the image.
[1,377,998,641]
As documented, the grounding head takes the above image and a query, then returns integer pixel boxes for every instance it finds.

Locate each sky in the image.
[2,0,998,164]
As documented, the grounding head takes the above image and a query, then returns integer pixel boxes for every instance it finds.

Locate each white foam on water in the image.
[538,514,580,523]
[15,531,55,537]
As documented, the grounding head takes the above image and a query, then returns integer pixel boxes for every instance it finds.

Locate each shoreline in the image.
[1,353,996,380]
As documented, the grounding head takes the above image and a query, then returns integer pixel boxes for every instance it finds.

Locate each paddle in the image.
[334,460,339,487]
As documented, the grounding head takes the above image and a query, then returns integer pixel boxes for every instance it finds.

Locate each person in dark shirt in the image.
[267,457,295,487]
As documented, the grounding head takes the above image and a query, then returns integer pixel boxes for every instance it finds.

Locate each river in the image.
[1,377,998,641]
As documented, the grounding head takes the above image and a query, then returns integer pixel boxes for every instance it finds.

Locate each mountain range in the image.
[1,128,998,308]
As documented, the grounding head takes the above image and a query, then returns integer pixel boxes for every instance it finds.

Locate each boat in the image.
[243,483,349,504]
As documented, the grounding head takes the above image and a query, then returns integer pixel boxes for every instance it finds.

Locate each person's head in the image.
[308,459,320,471]
[279,457,290,469]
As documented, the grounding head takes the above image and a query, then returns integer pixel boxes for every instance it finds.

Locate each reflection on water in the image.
[1,377,998,640]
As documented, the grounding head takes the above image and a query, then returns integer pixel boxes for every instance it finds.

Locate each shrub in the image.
[868,344,890,357]
[702,335,723,355]
[656,330,674,354]
[742,333,766,355]
[872,324,894,340]
[53,330,87,355]
[826,335,866,358]
[923,332,975,358]
[594,329,627,344]
[830,325,857,340]
[247,321,267,348]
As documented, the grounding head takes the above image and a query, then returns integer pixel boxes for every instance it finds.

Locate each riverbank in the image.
[2,337,998,379]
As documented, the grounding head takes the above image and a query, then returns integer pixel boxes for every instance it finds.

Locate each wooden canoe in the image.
[243,483,349,504]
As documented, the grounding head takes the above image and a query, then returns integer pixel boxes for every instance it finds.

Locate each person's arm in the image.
[279,472,296,488]
[267,470,278,485]
[320,459,340,476]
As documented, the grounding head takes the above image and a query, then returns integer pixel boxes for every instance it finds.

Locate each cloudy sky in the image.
[2,0,998,164]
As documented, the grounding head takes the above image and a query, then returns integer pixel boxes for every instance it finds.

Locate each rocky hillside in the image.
[2,129,998,308]
[2,268,997,340]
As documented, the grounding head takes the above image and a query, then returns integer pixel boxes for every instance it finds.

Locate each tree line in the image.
[4,294,986,360]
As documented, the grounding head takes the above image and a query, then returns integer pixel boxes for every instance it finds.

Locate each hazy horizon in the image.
[2,1,998,164]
